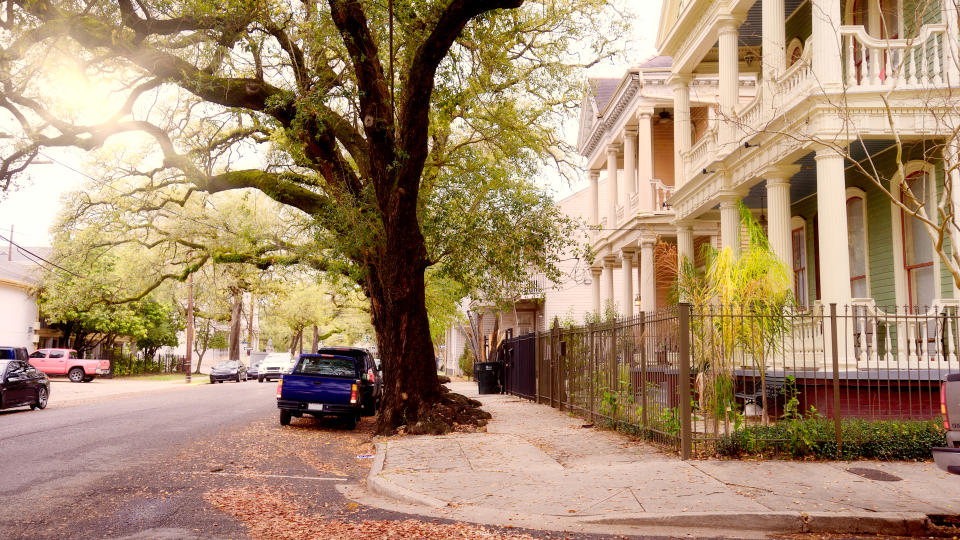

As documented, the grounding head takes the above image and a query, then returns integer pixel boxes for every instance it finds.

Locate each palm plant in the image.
[677,203,793,427]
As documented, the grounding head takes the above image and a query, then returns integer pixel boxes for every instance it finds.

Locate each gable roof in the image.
[587,78,621,114]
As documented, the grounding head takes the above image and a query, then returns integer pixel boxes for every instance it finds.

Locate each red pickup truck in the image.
[28,348,109,383]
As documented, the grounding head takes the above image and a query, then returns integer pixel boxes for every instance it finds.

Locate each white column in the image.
[606,145,619,226]
[948,139,960,299]
[766,170,795,288]
[815,146,851,307]
[718,18,740,147]
[677,223,694,267]
[637,112,654,212]
[591,267,602,314]
[639,236,657,313]
[602,260,615,313]
[811,0,843,87]
[671,76,691,188]
[620,249,635,318]
[945,0,960,85]
[624,128,638,204]
[719,192,741,256]
[762,0,786,82]
[589,169,600,227]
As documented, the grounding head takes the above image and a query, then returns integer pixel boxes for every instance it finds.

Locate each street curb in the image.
[581,511,932,535]
[366,442,447,509]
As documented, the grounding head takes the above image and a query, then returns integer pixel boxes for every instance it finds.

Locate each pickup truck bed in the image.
[277,354,362,429]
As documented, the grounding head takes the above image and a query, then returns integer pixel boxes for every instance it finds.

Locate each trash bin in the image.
[475,362,502,394]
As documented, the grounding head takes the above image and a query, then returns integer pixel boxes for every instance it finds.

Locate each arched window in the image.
[847,189,869,298]
[901,168,935,310]
[791,216,808,309]
[786,38,803,67]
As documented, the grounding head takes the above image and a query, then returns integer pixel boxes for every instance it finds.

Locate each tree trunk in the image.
[228,290,243,360]
[368,221,441,434]
[311,324,319,353]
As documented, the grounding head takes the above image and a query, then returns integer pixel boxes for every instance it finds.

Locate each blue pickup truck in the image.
[276,351,380,429]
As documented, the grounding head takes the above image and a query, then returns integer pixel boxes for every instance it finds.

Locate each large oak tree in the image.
[0,0,620,432]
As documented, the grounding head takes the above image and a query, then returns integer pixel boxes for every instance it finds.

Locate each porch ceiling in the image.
[737,0,807,48]
[741,140,898,208]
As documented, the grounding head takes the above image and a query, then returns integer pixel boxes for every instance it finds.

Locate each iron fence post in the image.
[830,303,842,454]
[640,312,647,431]
[589,323,596,422]
[535,329,542,404]
[679,303,692,460]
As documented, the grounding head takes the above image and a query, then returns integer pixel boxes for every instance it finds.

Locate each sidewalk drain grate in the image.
[845,467,902,482]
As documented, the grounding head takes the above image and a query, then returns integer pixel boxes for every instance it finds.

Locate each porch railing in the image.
[684,127,716,180]
[650,179,674,213]
[841,24,947,89]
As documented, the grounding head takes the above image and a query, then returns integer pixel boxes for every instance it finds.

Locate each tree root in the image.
[402,385,491,435]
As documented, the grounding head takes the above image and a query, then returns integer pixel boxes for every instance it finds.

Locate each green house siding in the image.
[790,141,954,307]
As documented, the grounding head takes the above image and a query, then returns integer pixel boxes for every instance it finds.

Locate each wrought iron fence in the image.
[103,349,187,376]
[499,302,956,458]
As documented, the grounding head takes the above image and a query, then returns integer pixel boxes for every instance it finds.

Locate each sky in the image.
[0,0,662,248]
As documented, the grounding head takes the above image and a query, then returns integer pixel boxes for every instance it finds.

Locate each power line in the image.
[0,232,86,278]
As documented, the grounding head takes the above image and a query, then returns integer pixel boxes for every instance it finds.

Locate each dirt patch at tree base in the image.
[400,386,492,436]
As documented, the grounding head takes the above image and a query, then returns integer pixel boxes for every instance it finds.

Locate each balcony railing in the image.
[841,24,947,89]
[684,127,716,180]
[650,179,674,213]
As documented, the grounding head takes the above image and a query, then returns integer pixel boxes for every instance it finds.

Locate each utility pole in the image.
[7,225,12,261]
[185,273,194,383]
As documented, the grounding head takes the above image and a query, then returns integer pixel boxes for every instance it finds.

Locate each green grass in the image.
[116,373,208,384]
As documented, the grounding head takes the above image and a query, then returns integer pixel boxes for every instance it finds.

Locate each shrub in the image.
[716,417,946,460]
[458,344,474,380]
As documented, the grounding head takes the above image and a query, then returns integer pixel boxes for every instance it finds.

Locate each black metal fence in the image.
[498,302,957,458]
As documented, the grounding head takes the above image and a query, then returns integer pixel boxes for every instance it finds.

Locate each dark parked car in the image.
[247,361,261,381]
[0,347,29,361]
[1,359,49,411]
[209,361,247,383]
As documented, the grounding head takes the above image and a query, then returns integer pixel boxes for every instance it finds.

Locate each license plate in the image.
[307,403,324,411]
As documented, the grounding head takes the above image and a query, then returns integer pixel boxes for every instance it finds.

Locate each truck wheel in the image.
[258,376,264,383]
[343,413,357,430]
[30,387,48,410]
[68,367,85,383]
[362,397,375,416]
[280,410,292,426]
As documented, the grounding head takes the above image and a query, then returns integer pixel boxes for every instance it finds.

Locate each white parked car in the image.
[257,352,295,382]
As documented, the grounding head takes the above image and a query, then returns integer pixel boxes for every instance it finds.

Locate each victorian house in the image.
[657,0,960,368]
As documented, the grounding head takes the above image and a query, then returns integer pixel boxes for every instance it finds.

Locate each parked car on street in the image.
[258,352,294,382]
[934,373,960,474]
[28,348,109,383]
[276,352,379,429]
[247,360,261,381]
[1,359,49,411]
[0,347,29,361]
[209,360,247,383]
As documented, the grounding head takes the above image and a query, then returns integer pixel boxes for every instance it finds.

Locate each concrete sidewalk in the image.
[358,382,960,537]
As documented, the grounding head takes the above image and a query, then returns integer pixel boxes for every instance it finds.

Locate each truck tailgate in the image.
[282,375,353,404]
[946,373,960,430]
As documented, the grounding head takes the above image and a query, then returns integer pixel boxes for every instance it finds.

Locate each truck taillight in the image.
[943,382,950,431]
[350,383,358,404]
[276,379,283,400]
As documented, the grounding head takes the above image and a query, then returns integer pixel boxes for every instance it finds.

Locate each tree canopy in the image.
[0,0,624,433]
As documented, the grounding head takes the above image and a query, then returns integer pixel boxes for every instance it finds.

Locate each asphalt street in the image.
[0,381,637,540]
